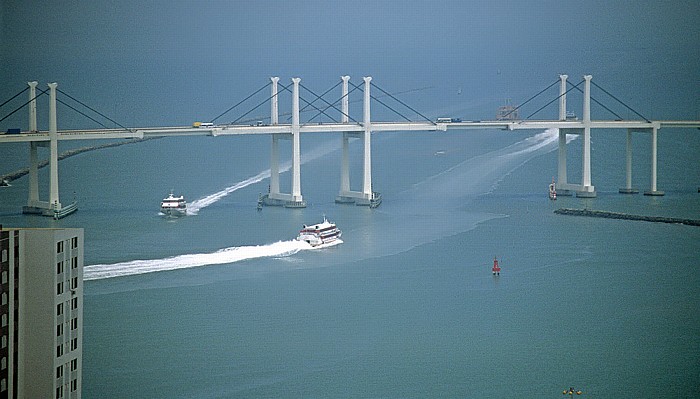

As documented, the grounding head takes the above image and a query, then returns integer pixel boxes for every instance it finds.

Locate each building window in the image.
[1,378,6,392]
[1,357,5,370]
[71,318,78,331]
[70,358,77,371]
[71,257,78,269]
[70,277,78,290]
[57,323,63,337]
[56,385,62,399]
[57,241,64,254]
[57,303,63,316]
[70,338,77,351]
[71,297,78,310]
[1,292,6,306]
[1,249,6,262]
[71,237,78,249]
[57,261,63,275]
[1,336,6,348]
[57,282,63,295]
[1,271,6,284]
[70,378,77,392]
[56,365,63,379]
[57,344,63,357]
[1,314,6,327]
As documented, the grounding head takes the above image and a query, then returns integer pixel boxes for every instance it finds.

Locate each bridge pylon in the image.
[262,77,307,208]
[335,76,381,207]
[21,82,77,219]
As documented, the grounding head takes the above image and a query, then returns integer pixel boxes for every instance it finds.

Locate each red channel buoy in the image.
[492,256,501,276]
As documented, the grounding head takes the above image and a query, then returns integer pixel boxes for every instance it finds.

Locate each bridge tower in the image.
[263,77,306,207]
[555,74,597,198]
[22,82,77,219]
[335,76,381,207]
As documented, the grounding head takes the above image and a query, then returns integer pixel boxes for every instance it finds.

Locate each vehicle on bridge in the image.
[192,122,214,128]
[436,117,461,123]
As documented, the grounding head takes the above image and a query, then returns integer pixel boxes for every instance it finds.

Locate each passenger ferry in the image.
[297,216,342,247]
[160,191,187,216]
[549,178,557,200]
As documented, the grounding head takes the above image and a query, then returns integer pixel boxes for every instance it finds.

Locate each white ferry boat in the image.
[549,178,557,200]
[161,191,187,216]
[297,216,342,247]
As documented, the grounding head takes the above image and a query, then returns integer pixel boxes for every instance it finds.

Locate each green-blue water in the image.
[1,127,699,398]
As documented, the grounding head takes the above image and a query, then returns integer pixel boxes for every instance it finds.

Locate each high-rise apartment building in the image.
[0,227,83,399]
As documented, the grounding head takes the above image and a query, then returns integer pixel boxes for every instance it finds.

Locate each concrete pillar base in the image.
[643,190,665,196]
[576,189,597,198]
[260,194,307,208]
[619,188,639,194]
[335,196,356,204]
[556,190,574,197]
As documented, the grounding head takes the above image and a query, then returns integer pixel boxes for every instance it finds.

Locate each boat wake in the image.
[84,240,316,280]
[86,129,571,281]
[186,142,340,215]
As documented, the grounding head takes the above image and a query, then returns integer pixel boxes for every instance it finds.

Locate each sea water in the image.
[1,126,698,398]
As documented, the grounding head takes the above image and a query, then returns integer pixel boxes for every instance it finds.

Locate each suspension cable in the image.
[298,83,345,123]
[523,80,583,120]
[371,82,435,124]
[590,81,649,122]
[0,87,29,110]
[56,98,112,130]
[57,89,131,131]
[211,82,270,124]
[307,84,361,124]
[231,82,291,124]
[567,82,624,121]
[348,81,412,122]
[502,79,559,119]
[0,88,48,124]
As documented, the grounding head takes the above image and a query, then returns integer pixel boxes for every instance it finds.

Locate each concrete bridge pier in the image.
[22,82,77,218]
[555,75,573,196]
[335,76,381,207]
[263,77,306,207]
[576,75,596,198]
[644,124,664,196]
[619,129,640,194]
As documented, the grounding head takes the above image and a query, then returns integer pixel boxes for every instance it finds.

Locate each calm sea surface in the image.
[1,126,699,397]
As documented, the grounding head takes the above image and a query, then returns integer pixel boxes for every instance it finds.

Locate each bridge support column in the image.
[27,81,41,207]
[23,82,77,218]
[269,78,280,198]
[335,76,381,207]
[556,129,573,196]
[336,76,354,203]
[577,75,596,198]
[48,83,61,210]
[644,125,664,196]
[558,74,568,121]
[619,129,639,194]
[261,77,306,208]
[291,78,303,203]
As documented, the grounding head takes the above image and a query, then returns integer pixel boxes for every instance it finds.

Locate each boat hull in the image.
[161,207,187,217]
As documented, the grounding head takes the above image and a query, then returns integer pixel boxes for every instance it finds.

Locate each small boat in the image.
[549,178,557,200]
[492,256,501,276]
[0,178,10,187]
[297,216,342,247]
[161,191,187,217]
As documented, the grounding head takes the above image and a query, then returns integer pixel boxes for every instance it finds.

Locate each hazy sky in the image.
[1,0,698,128]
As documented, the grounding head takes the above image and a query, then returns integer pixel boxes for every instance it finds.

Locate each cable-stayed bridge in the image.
[1,75,699,218]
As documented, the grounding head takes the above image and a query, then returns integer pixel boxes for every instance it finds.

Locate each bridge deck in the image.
[2,120,698,144]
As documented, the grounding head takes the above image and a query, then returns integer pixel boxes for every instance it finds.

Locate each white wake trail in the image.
[84,239,342,280]
[186,142,339,214]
